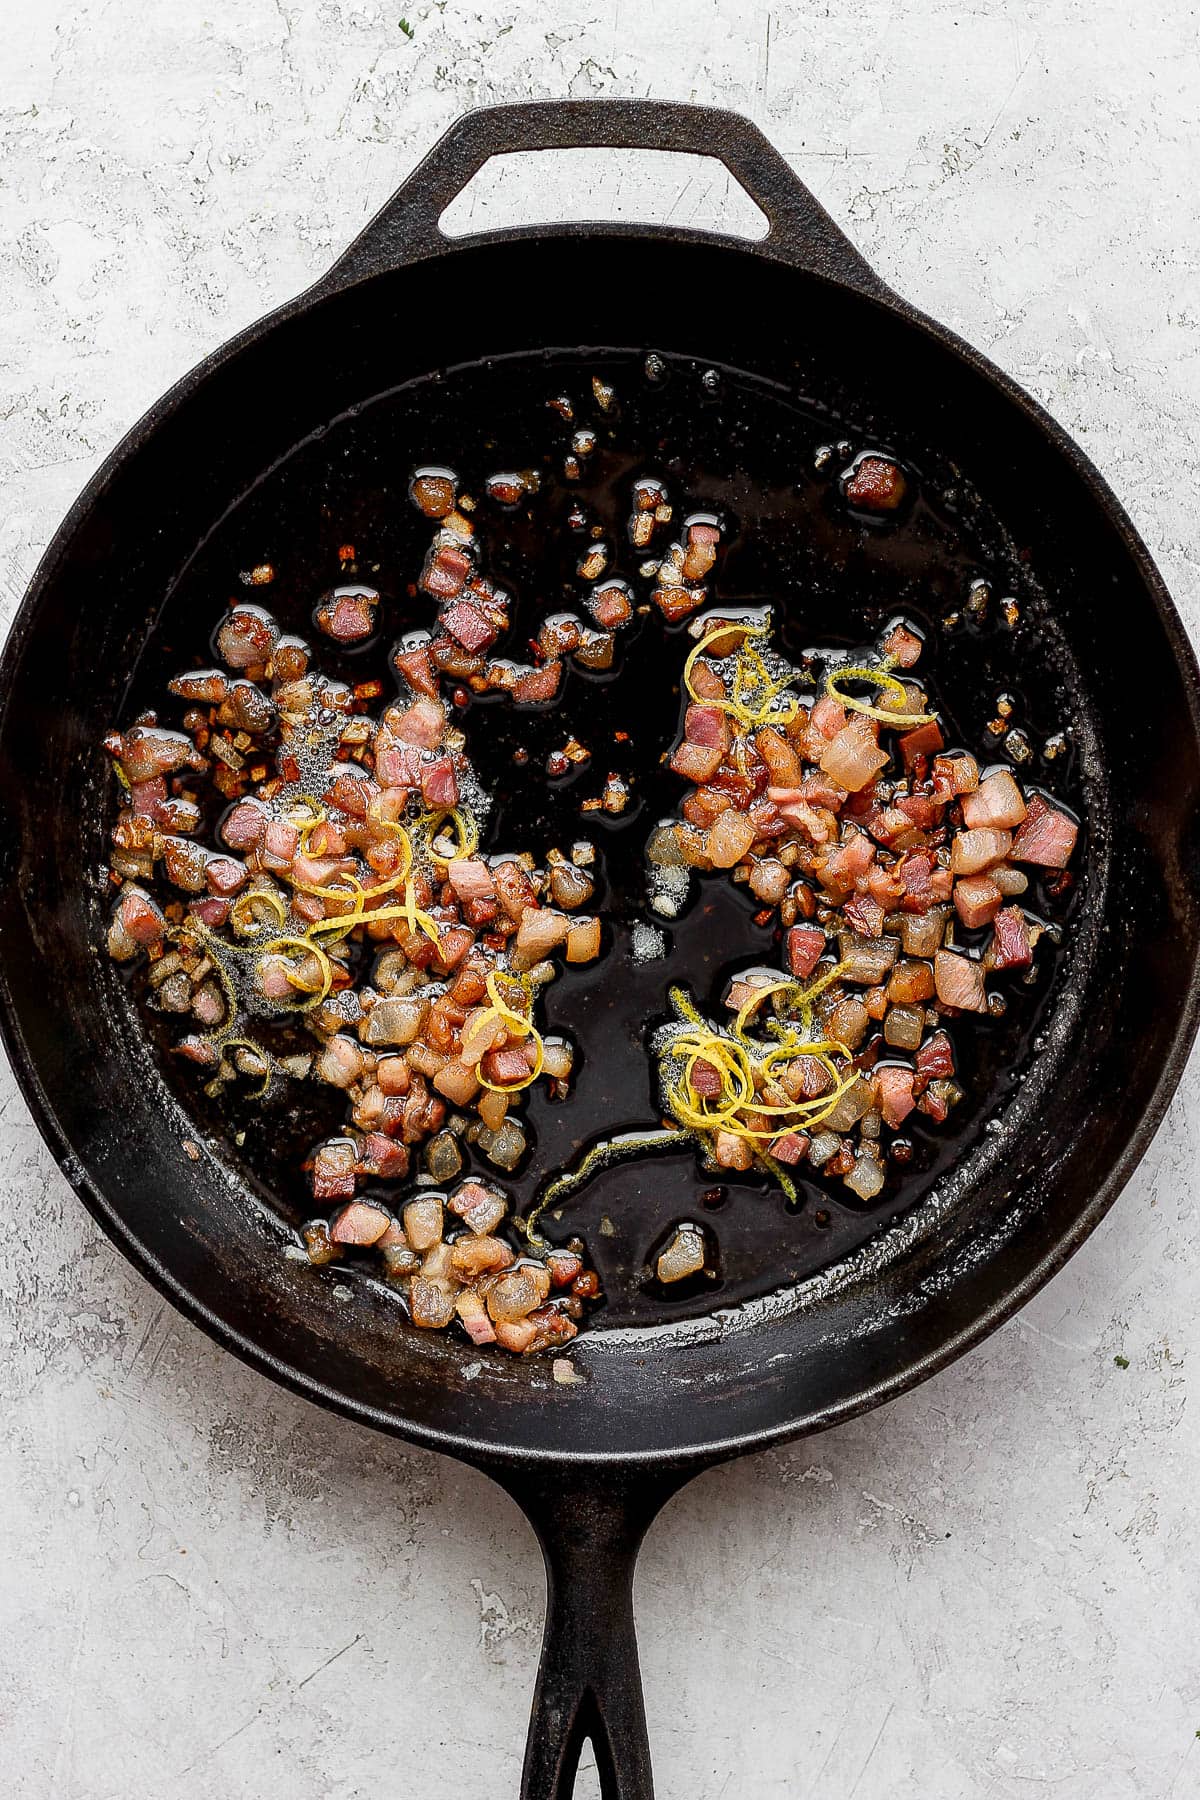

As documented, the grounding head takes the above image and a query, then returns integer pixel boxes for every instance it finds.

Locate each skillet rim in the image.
[3,225,1199,1470]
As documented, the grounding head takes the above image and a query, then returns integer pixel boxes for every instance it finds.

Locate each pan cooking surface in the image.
[117,347,1093,1331]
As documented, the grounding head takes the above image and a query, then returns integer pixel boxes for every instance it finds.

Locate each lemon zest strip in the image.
[477,1031,545,1095]
[824,665,936,728]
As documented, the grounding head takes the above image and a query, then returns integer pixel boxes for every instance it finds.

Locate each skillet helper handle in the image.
[315,99,885,298]
[496,1467,689,1800]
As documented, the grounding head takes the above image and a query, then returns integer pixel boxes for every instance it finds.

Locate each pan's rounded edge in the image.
[2,221,1199,1472]
[0,287,318,713]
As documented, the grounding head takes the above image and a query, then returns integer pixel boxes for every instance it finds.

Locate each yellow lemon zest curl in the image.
[518,958,856,1234]
[683,623,806,731]
[289,804,414,904]
[485,969,535,1035]
[460,970,547,1094]
[229,888,288,936]
[424,806,480,865]
[477,1030,545,1095]
[255,935,335,1011]
[657,964,863,1178]
[824,665,936,729]
[171,918,279,1096]
[401,877,443,950]
[216,1036,274,1099]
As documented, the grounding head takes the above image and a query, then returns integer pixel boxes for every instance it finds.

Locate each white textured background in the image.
[3,3,1200,1796]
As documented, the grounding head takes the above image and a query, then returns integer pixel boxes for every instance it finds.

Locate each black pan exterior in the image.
[2,109,1198,1473]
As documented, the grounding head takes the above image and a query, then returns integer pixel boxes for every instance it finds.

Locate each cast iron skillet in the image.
[2,101,1199,1799]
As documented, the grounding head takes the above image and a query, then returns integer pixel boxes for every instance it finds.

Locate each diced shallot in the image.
[713,1130,754,1172]
[883,1004,924,1051]
[316,1035,365,1089]
[706,809,756,869]
[432,1059,481,1106]
[656,1225,707,1283]
[403,1196,444,1251]
[516,908,570,957]
[749,858,790,906]
[566,916,602,962]
[837,932,899,986]
[951,828,1012,875]
[450,1235,514,1280]
[670,740,723,784]
[330,1202,391,1246]
[819,717,889,793]
[410,1279,457,1329]
[487,1266,552,1324]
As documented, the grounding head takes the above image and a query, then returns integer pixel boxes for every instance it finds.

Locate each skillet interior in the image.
[2,234,1198,1463]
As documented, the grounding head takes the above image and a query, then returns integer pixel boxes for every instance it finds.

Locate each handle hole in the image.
[438,148,770,241]
[572,1743,603,1799]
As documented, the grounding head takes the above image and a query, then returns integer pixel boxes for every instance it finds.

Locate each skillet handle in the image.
[314,99,885,298]
[494,1464,692,1800]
